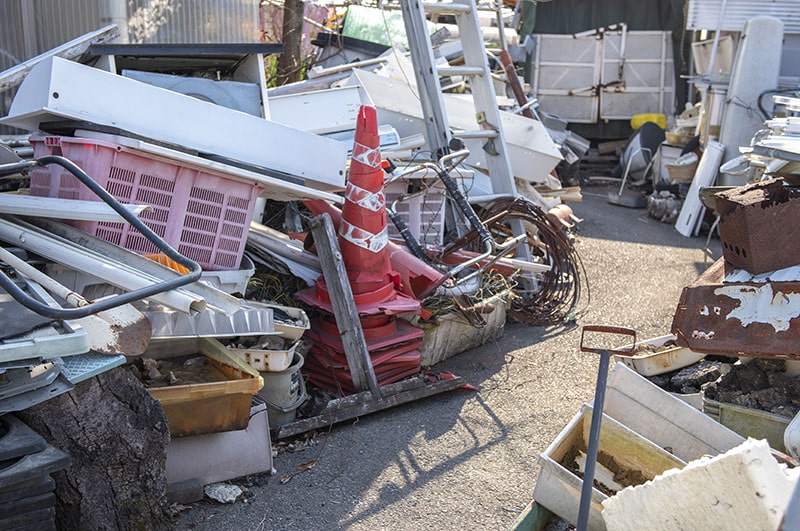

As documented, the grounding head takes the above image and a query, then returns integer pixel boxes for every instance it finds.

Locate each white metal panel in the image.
[268,86,363,135]
[687,0,800,34]
[2,57,347,191]
[532,33,600,123]
[601,31,675,120]
[675,141,725,238]
[349,69,562,187]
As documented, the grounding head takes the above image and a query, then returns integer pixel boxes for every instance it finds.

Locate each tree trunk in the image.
[17,367,171,531]
[277,0,306,85]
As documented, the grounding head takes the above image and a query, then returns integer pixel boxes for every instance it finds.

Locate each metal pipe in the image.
[32,217,242,315]
[0,216,207,316]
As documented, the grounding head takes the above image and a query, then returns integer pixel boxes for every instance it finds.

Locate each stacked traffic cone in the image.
[296,105,423,394]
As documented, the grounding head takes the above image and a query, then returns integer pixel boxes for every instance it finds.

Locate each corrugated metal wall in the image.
[1,0,261,134]
[1,0,261,69]
[687,0,800,34]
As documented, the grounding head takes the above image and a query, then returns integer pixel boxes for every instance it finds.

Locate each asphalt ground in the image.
[175,188,721,530]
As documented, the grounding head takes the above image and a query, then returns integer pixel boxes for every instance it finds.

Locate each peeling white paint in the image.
[725,265,800,284]
[715,284,800,332]
[714,306,721,315]
[692,330,716,340]
[700,306,710,316]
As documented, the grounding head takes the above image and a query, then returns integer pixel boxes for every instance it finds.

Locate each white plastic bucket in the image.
[258,352,307,429]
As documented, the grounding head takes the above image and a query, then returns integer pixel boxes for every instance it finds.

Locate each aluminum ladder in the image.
[398,0,535,262]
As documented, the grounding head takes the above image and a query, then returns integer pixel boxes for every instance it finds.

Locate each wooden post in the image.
[309,213,381,396]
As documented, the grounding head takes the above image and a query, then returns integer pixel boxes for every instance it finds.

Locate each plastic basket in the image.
[29,136,263,271]
[385,177,446,247]
[666,160,698,184]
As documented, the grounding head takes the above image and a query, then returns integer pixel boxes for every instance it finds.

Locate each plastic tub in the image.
[146,338,263,438]
[229,339,299,372]
[534,404,685,531]
[612,334,705,377]
[703,397,791,453]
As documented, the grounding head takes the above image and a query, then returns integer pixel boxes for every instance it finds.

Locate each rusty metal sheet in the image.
[671,258,800,359]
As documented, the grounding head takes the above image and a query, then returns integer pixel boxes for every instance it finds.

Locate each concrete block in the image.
[602,438,800,530]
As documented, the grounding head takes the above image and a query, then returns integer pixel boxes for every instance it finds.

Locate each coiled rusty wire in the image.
[438,196,588,326]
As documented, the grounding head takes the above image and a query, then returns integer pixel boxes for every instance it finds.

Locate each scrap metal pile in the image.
[0,3,588,445]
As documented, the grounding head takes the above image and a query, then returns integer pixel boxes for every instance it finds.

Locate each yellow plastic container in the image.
[630,113,666,130]
[147,338,264,438]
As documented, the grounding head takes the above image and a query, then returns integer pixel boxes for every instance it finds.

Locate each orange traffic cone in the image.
[340,105,393,293]
[296,105,419,316]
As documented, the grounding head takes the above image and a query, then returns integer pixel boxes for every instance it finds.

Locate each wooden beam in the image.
[309,213,381,396]
[274,375,467,439]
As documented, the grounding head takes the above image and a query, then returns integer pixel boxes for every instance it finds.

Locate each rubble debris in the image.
[705,358,800,418]
[646,359,725,394]
[132,356,224,389]
[204,483,243,504]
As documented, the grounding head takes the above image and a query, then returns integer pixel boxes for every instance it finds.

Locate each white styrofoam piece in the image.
[72,129,344,204]
[348,69,562,188]
[166,401,273,486]
[1,57,346,191]
[605,363,745,462]
[268,85,362,135]
[675,140,724,237]
[601,438,799,531]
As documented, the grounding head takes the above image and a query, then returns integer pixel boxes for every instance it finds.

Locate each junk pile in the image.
[0,2,591,521]
[529,98,800,527]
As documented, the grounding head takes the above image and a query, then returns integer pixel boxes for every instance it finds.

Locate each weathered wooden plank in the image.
[274,375,467,439]
[309,213,380,396]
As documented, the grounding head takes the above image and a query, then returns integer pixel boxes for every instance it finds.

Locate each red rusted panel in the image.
[671,258,800,359]
[715,178,800,274]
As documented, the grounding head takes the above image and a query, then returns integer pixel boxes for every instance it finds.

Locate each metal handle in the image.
[0,155,202,319]
[580,324,637,356]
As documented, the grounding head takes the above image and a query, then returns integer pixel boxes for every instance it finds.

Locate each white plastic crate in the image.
[385,173,447,247]
[229,339,299,372]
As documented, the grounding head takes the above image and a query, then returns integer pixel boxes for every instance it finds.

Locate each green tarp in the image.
[532,0,685,34]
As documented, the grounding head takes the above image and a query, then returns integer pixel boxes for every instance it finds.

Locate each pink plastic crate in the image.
[30,136,263,271]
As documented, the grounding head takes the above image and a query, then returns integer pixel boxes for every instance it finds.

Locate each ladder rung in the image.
[454,129,499,140]
[437,66,484,77]
[422,3,473,15]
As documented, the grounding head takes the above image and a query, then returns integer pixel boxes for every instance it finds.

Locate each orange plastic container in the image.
[147,338,263,438]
